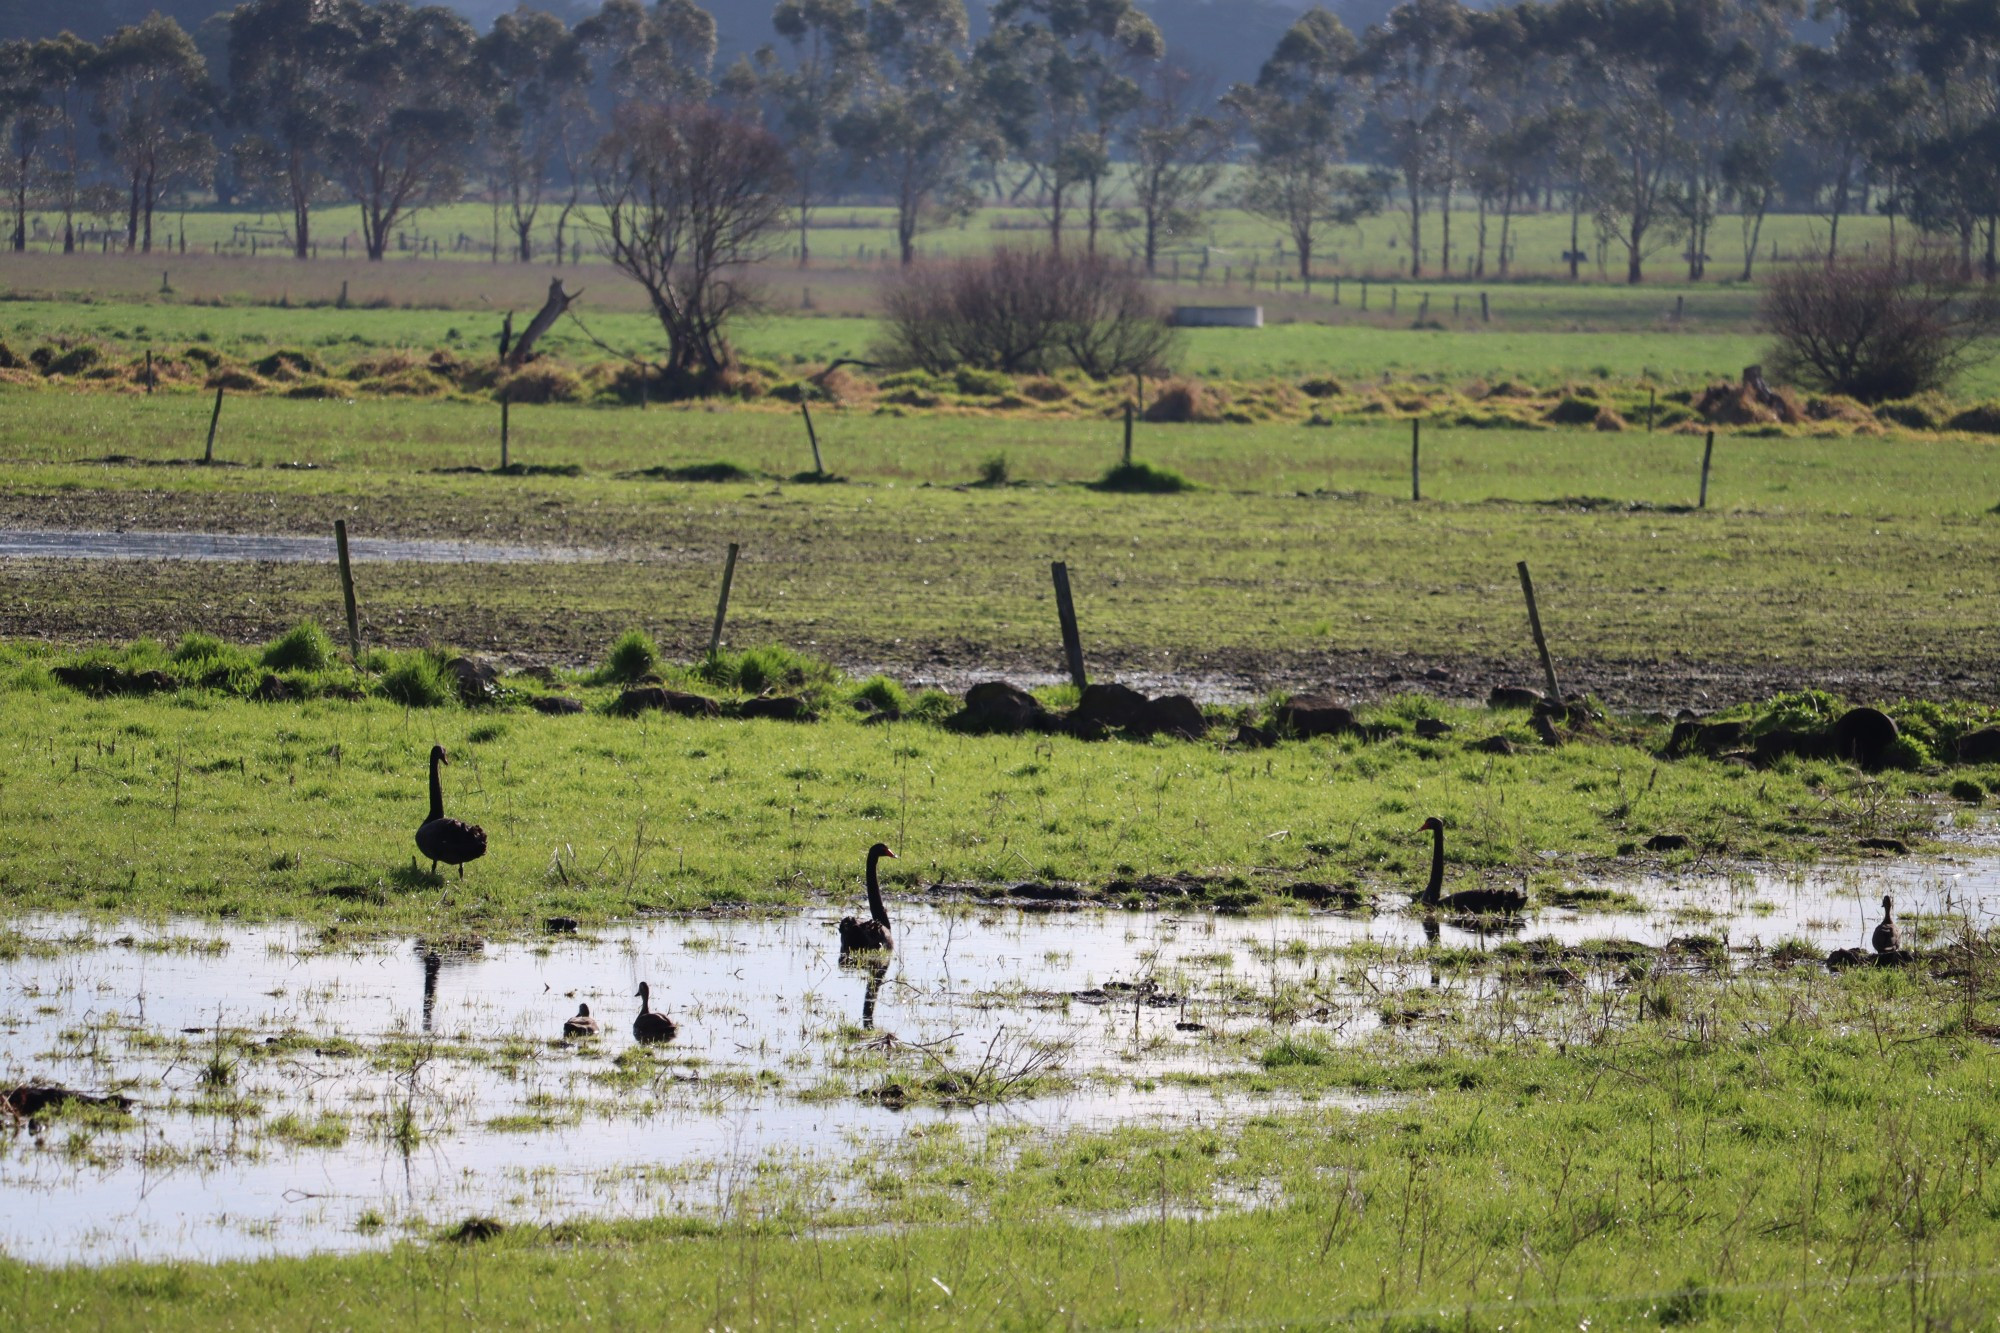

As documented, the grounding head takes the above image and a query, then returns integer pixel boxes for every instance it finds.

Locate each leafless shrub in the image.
[1764,254,2000,403]
[878,249,1179,380]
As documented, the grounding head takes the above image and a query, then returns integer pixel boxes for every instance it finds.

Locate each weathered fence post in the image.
[1411,419,1422,502]
[1480,291,1490,322]
[334,520,361,663]
[1122,403,1134,468]
[1051,561,1087,691]
[1699,430,1715,509]
[708,543,740,659]
[801,402,824,476]
[500,399,510,471]
[203,386,224,463]
[1516,561,1562,703]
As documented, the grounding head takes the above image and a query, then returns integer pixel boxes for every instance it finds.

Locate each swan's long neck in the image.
[1424,826,1444,904]
[866,852,890,928]
[427,751,445,823]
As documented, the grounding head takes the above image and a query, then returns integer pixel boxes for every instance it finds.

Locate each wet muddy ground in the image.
[0,528,600,565]
[4,852,1997,1265]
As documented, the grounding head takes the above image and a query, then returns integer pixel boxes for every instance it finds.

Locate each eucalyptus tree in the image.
[1225,6,1385,282]
[91,13,213,253]
[576,0,717,106]
[836,0,977,265]
[327,2,483,261]
[1120,60,1227,275]
[478,8,588,262]
[226,0,357,259]
[23,34,95,252]
[0,41,45,251]
[1356,0,1475,277]
[1461,4,1548,278]
[979,0,1164,255]
[731,0,868,267]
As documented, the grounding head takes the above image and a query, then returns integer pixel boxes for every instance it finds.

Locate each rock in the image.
[1424,667,1452,682]
[1669,718,1744,757]
[129,669,176,695]
[613,686,719,718]
[1276,694,1360,738]
[1831,706,1899,768]
[1011,881,1084,901]
[1957,728,2000,763]
[1073,682,1153,731]
[1414,718,1454,739]
[1232,724,1277,749]
[528,695,585,715]
[253,673,294,702]
[444,656,501,705]
[951,681,1049,734]
[1858,836,1909,854]
[1644,833,1690,852]
[51,663,120,693]
[740,695,813,721]
[1488,685,1544,709]
[1062,716,1111,742]
[1468,735,1515,755]
[1143,694,1208,740]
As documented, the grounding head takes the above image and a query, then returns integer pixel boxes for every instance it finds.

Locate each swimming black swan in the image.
[415,745,486,878]
[1872,895,1900,954]
[563,1003,599,1038]
[1417,816,1527,914]
[838,843,898,955]
[632,982,677,1042]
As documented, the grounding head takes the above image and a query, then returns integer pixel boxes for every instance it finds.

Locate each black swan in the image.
[415,745,486,878]
[838,843,898,955]
[563,1003,599,1038]
[1417,816,1527,914]
[632,982,677,1042]
[1872,895,1900,954]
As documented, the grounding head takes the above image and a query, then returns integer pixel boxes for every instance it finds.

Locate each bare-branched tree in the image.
[1764,254,2000,402]
[590,101,790,386]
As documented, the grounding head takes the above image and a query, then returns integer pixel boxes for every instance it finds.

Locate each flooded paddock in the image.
[3,850,1997,1265]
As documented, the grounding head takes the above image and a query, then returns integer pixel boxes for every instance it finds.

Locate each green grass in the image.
[2,393,1997,682]
[10,962,2000,1328]
[0,676,1986,928]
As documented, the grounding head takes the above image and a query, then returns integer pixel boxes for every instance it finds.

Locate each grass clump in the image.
[377,649,456,708]
[637,461,758,483]
[598,630,662,684]
[850,675,909,716]
[1091,461,1193,494]
[261,621,337,672]
[705,644,841,699]
[1950,777,1987,802]
[974,453,1010,486]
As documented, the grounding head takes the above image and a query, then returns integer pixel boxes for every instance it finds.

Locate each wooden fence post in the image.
[1516,561,1562,703]
[1051,561,1087,691]
[708,543,740,659]
[1699,430,1715,509]
[1411,419,1421,502]
[203,386,224,463]
[1647,387,1657,433]
[500,399,510,470]
[1480,291,1490,322]
[334,519,361,663]
[144,349,154,394]
[1123,403,1134,468]
[801,402,824,476]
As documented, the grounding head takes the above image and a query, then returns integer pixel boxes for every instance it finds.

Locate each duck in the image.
[562,1003,599,1038]
[1417,816,1527,914]
[1872,895,1900,955]
[632,982,677,1042]
[415,745,486,879]
[838,843,898,955]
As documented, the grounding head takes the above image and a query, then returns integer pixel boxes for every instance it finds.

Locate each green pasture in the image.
[0,295,1791,388]
[1,395,1997,678]
[23,198,1896,285]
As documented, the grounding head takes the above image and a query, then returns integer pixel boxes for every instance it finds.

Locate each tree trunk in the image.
[126,171,140,250]
[1567,200,1581,281]
[1739,202,1766,282]
[1406,170,1422,277]
[1144,207,1159,276]
[1473,194,1486,278]
[506,277,578,367]
[1498,185,1515,279]
[141,164,155,255]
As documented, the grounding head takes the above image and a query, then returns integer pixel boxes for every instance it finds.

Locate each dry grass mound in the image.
[1142,378,1221,424]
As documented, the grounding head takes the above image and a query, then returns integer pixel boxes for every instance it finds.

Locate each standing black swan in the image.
[838,843,898,955]
[1872,895,1900,955]
[415,745,486,878]
[1417,816,1527,914]
[632,982,677,1042]
[562,1003,599,1038]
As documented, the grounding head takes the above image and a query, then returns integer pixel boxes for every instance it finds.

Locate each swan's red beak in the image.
[884,849,898,859]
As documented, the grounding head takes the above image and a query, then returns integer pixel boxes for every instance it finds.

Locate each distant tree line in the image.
[3,0,2000,285]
